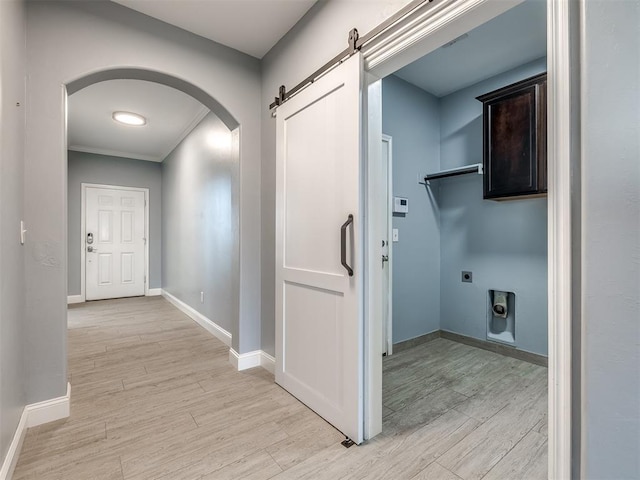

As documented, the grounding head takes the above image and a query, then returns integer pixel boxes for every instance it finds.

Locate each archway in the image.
[66,68,239,130]
[66,68,241,339]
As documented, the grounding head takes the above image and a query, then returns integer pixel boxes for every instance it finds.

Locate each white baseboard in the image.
[0,383,70,480]
[0,409,26,480]
[147,288,162,296]
[161,290,232,347]
[229,348,260,370]
[260,351,276,375]
[229,348,276,374]
[67,295,83,304]
[26,382,71,428]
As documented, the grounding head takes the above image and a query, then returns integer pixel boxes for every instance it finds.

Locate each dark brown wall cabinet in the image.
[477,73,547,200]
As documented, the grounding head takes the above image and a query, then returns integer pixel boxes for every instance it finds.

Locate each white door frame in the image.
[361,0,574,478]
[80,183,150,302]
[382,134,393,357]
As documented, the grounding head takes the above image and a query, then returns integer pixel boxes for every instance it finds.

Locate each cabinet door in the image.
[480,75,546,200]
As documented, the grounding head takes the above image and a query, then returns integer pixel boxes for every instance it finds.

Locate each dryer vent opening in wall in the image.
[487,290,516,346]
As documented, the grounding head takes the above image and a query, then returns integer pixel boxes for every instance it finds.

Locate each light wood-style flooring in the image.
[14,296,547,479]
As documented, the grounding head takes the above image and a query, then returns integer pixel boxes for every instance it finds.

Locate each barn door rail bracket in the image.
[269,0,437,110]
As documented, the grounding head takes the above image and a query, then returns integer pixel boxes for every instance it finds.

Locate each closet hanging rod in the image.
[423,163,483,182]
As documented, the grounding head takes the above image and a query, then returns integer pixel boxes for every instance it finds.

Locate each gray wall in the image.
[67,151,162,295]
[581,1,640,477]
[162,112,239,335]
[24,0,261,402]
[382,75,441,343]
[0,0,26,465]
[438,59,548,355]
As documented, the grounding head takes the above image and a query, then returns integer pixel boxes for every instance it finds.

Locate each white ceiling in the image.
[394,0,547,97]
[70,0,544,162]
[111,0,317,59]
[68,79,209,162]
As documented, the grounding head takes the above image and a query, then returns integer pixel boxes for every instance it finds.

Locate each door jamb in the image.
[80,183,150,302]
[381,134,393,357]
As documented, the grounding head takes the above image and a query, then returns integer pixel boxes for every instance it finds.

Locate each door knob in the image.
[381,255,389,268]
[87,246,97,253]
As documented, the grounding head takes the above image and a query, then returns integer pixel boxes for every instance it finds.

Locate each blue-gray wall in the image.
[581,1,640,477]
[439,58,548,355]
[382,75,441,343]
[162,112,239,336]
[382,59,548,356]
[67,151,163,295]
[0,0,26,466]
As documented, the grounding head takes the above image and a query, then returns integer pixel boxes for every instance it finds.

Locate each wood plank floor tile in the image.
[13,297,547,480]
[384,387,469,435]
[482,430,548,480]
[198,450,283,480]
[266,418,344,470]
[410,461,463,480]
[353,410,480,480]
[438,384,547,479]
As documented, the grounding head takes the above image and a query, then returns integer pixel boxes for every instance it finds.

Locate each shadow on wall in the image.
[440,175,547,257]
[440,115,483,167]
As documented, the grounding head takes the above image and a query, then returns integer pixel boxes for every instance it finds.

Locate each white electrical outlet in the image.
[392,229,399,242]
[200,291,204,303]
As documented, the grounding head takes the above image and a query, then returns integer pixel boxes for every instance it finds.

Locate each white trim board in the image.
[67,295,83,305]
[0,411,26,480]
[228,348,275,374]
[26,383,71,428]
[69,289,161,305]
[0,383,71,480]
[546,0,576,477]
[161,289,232,347]
[260,351,276,375]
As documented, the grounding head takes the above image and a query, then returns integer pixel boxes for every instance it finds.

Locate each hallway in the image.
[14,297,547,479]
[14,297,343,479]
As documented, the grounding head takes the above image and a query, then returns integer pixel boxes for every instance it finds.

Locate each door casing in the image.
[80,183,150,302]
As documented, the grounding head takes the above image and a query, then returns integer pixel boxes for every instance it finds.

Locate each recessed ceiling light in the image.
[112,111,147,126]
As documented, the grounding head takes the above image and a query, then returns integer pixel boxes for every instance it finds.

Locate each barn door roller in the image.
[269,0,436,110]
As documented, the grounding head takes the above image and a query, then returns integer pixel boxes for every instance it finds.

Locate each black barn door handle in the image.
[341,214,354,277]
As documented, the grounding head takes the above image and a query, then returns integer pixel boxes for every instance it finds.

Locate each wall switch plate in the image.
[392,229,399,242]
[200,291,204,303]
[462,271,473,283]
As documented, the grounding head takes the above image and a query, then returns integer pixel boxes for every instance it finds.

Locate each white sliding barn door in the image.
[275,54,364,443]
[85,186,146,301]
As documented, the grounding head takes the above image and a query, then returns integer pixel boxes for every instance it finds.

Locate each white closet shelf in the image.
[422,163,483,182]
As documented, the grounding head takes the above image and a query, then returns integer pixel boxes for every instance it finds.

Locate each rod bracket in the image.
[274,85,287,107]
[348,28,360,52]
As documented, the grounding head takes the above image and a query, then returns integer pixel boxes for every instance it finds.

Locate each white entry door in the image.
[275,54,363,443]
[85,185,146,301]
